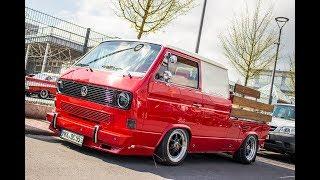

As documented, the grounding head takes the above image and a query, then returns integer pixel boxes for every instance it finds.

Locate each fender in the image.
[154,124,192,149]
[236,131,259,151]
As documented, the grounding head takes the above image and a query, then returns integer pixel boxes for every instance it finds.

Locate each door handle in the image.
[192,103,202,108]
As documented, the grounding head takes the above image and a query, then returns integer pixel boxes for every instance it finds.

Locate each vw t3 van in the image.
[46,40,269,165]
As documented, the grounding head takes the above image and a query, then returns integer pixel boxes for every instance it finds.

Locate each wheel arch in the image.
[236,131,259,151]
[154,124,192,150]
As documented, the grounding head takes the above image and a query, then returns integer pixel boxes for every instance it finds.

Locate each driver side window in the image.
[155,59,169,81]
[155,53,199,89]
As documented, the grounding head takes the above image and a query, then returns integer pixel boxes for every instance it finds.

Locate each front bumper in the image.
[264,132,295,155]
[46,112,159,156]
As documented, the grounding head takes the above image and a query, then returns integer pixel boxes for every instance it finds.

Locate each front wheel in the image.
[155,129,189,166]
[38,90,49,99]
[233,135,258,164]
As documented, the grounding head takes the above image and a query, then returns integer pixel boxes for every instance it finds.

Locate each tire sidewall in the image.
[237,135,258,164]
[157,128,189,166]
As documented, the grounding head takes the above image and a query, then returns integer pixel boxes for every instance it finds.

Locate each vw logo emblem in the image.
[81,86,88,97]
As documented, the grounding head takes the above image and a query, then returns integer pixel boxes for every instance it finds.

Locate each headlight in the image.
[116,92,131,109]
[276,126,295,135]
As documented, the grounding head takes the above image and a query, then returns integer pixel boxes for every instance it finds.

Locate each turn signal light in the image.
[127,119,136,129]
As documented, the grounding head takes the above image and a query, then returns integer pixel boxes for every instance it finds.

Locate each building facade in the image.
[247,69,294,102]
[25,7,118,75]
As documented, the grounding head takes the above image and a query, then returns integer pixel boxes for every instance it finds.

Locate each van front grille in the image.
[61,102,111,123]
[60,80,114,105]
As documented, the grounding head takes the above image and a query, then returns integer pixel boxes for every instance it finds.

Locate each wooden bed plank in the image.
[234,84,260,99]
[232,96,274,112]
[231,108,272,122]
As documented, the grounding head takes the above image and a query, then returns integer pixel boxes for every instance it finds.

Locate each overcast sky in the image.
[26,0,295,82]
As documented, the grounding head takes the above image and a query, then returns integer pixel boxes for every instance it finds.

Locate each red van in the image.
[46,40,269,165]
[25,73,59,99]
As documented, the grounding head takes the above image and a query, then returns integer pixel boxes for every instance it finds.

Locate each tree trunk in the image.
[136,0,152,39]
[137,30,143,39]
[244,72,250,86]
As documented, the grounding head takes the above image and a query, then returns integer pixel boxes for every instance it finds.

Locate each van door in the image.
[196,60,232,152]
[146,49,202,141]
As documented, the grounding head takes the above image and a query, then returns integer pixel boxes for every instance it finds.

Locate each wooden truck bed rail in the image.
[230,84,274,123]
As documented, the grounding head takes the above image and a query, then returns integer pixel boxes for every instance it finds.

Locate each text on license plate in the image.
[60,129,84,146]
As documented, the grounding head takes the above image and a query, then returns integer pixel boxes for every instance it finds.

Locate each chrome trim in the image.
[53,113,58,129]
[93,125,100,143]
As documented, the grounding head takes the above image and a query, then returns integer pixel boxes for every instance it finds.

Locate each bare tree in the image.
[112,0,196,39]
[219,0,277,86]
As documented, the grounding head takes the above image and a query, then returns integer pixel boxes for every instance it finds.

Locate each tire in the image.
[38,90,49,99]
[155,128,189,166]
[233,135,258,164]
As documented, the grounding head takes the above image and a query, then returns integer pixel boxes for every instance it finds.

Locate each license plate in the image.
[60,129,84,146]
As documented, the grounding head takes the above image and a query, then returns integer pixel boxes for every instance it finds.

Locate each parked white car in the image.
[268,103,295,132]
[264,103,295,161]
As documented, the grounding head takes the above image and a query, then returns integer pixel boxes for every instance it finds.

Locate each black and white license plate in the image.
[60,129,84,146]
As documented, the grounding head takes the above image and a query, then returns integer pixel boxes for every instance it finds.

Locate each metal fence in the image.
[25,7,119,106]
[25,7,119,48]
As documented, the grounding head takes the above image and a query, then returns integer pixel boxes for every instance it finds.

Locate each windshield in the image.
[33,73,51,80]
[74,41,162,76]
[272,105,295,121]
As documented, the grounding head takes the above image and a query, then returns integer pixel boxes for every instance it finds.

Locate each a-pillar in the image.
[41,43,50,73]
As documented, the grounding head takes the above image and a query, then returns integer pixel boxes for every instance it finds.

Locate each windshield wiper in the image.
[85,44,143,66]
[122,71,132,79]
[102,65,122,71]
[75,63,93,72]
[76,63,89,67]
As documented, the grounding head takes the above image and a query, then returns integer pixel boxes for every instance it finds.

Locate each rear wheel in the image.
[155,129,189,166]
[233,135,258,164]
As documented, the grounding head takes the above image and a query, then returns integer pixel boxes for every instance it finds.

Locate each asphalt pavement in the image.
[25,118,295,180]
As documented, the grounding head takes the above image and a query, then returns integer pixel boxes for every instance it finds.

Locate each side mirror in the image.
[169,55,177,64]
[165,52,177,71]
[165,52,172,60]
[165,52,178,64]
[163,70,172,82]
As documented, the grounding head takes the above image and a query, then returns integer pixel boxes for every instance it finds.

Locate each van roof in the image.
[102,39,227,70]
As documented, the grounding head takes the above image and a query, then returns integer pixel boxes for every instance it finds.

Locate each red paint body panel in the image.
[46,45,270,157]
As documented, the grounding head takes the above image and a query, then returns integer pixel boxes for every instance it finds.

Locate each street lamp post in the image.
[195,0,207,53]
[268,17,289,104]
